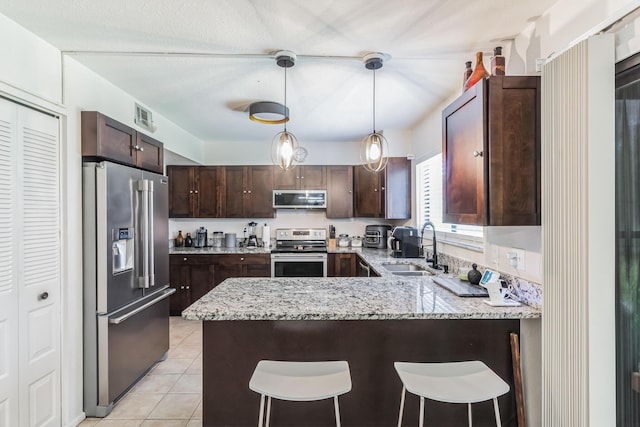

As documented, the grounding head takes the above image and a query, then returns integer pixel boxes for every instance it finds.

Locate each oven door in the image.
[271,253,328,277]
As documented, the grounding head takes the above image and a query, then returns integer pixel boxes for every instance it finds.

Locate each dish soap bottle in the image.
[175,230,184,247]
[184,233,193,247]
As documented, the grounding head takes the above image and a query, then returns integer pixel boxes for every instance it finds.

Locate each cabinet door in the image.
[169,260,190,315]
[273,166,298,189]
[135,132,164,173]
[247,166,274,218]
[242,254,271,277]
[223,166,246,218]
[299,166,326,189]
[81,111,136,166]
[196,167,223,218]
[354,166,384,217]
[384,157,411,219]
[187,264,215,302]
[442,80,487,225]
[326,166,353,218]
[168,166,194,217]
[486,76,541,225]
[334,253,356,277]
[214,255,243,286]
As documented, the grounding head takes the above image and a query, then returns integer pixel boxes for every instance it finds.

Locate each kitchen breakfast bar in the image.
[182,261,541,427]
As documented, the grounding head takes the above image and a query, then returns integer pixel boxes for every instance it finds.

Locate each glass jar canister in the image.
[338,234,350,247]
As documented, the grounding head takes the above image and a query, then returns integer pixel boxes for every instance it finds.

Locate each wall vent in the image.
[134,103,156,132]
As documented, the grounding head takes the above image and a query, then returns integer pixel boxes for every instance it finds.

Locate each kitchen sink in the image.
[390,271,433,276]
[381,262,432,273]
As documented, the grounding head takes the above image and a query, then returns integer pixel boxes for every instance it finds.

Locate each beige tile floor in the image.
[79,316,203,427]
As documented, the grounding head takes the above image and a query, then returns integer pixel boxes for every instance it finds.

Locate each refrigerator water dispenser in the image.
[112,228,134,274]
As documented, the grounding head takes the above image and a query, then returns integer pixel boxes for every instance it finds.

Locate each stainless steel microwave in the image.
[273,190,327,209]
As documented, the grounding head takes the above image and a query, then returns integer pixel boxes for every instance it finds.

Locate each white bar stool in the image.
[249,360,352,427]
[394,360,509,427]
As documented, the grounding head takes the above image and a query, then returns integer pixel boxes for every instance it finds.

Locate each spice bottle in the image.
[175,230,184,247]
[464,52,490,92]
[463,61,473,90]
[491,46,505,76]
[184,233,193,247]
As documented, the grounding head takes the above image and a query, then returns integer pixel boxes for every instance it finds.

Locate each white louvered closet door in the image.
[0,97,60,427]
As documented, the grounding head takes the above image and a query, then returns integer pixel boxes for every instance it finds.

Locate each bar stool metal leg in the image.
[493,397,502,427]
[468,402,472,427]
[334,395,341,427]
[265,396,272,427]
[397,385,406,427]
[258,394,265,427]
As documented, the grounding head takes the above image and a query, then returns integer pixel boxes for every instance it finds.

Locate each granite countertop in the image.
[177,246,541,321]
[170,246,271,255]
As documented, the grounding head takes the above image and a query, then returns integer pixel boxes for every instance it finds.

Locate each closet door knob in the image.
[39,292,49,300]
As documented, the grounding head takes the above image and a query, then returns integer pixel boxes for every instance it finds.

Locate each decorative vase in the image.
[491,46,505,76]
[467,263,482,285]
[464,52,490,91]
[463,61,473,91]
[175,230,184,247]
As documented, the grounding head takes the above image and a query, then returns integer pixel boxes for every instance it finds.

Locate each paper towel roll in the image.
[262,224,270,248]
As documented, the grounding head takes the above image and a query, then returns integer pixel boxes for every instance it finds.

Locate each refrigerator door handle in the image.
[148,179,155,287]
[108,288,176,325]
[137,179,150,288]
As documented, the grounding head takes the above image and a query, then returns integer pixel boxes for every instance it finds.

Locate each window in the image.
[416,154,483,239]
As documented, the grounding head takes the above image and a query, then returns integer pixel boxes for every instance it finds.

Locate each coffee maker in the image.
[195,227,208,248]
[246,221,258,247]
[388,226,421,258]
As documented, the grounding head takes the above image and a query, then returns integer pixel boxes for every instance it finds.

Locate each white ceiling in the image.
[0,0,556,144]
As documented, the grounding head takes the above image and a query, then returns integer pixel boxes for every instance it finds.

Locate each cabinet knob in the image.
[189,190,193,194]
[247,190,252,194]
[139,146,144,152]
[180,286,185,290]
[381,186,385,191]
[300,176,304,179]
[194,190,198,194]
[243,190,247,194]
[296,176,300,179]
[240,257,245,261]
[374,188,378,192]
[186,286,190,290]
[473,150,484,157]
[349,189,352,193]
[39,292,49,300]
[183,257,188,261]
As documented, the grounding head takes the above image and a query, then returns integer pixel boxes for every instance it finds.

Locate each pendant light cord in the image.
[372,68,376,133]
[284,65,288,132]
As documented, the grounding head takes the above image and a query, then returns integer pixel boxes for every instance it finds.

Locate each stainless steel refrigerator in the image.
[82,160,175,417]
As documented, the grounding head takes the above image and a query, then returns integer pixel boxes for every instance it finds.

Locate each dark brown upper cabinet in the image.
[81,111,163,174]
[353,157,411,219]
[326,166,353,218]
[273,165,326,189]
[442,76,541,226]
[223,166,274,218]
[167,166,223,218]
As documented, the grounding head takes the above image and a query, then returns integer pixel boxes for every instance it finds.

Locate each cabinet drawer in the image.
[170,254,211,264]
[217,254,269,266]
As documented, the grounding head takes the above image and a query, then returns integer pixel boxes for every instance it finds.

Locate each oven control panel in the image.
[275,228,327,241]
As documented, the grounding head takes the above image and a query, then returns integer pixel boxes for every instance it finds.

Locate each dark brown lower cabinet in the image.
[170,253,271,315]
[169,255,215,316]
[356,255,380,277]
[213,254,271,286]
[328,253,356,277]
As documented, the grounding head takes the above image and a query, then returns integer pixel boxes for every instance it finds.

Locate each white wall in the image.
[201,128,414,164]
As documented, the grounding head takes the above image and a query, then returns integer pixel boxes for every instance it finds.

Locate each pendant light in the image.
[271,50,299,171]
[360,52,389,173]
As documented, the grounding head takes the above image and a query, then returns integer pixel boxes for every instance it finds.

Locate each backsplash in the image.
[435,252,543,309]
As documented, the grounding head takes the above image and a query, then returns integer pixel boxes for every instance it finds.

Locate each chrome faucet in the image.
[420,221,441,270]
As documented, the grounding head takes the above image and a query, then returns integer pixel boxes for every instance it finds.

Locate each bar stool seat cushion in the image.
[250,360,352,402]
[394,360,509,404]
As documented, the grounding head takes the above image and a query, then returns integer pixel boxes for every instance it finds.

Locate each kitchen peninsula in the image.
[182,250,540,427]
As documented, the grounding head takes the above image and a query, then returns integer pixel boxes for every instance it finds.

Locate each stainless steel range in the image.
[271,228,328,277]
